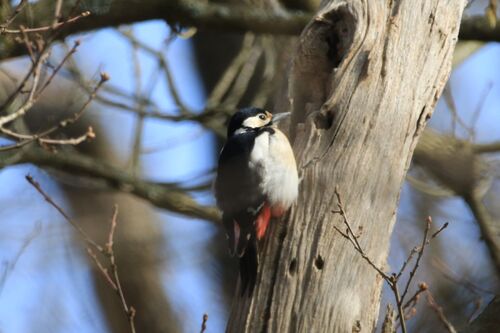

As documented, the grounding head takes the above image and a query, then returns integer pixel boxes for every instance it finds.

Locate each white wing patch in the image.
[250,128,298,209]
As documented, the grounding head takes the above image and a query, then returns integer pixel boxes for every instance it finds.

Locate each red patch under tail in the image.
[255,203,271,240]
[271,204,286,218]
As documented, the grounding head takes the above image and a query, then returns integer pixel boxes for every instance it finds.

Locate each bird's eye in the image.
[258,114,266,120]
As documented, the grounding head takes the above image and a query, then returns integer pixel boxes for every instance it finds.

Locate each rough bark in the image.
[227,1,466,332]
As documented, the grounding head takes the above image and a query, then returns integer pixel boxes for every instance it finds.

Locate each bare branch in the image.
[463,193,500,275]
[472,141,500,154]
[3,150,221,223]
[460,15,500,42]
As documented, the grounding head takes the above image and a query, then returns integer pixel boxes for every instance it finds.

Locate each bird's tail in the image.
[224,204,269,296]
[239,240,258,296]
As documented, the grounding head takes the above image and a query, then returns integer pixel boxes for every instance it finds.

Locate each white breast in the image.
[250,128,299,209]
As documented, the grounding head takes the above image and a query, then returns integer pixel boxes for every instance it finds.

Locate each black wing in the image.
[215,132,265,295]
[215,133,263,213]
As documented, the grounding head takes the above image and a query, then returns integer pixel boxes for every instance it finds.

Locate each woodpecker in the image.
[215,107,299,295]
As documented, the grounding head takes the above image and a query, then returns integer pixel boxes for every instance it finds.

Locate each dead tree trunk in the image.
[227,1,466,332]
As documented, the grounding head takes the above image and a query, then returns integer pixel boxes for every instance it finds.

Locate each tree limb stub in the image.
[227,1,466,332]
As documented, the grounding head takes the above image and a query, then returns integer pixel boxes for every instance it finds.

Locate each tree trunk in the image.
[227,1,466,332]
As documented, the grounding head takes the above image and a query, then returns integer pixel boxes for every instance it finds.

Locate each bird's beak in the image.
[271,112,290,124]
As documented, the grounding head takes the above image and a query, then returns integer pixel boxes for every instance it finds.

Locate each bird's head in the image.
[227,107,273,137]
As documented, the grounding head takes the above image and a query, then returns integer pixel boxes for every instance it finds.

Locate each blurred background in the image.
[0,0,499,332]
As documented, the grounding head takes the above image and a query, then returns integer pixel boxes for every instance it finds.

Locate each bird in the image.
[214,107,299,295]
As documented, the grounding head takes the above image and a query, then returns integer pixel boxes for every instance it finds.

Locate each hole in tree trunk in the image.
[323,8,355,69]
[314,254,324,270]
[314,109,335,129]
[289,258,297,275]
[289,6,356,129]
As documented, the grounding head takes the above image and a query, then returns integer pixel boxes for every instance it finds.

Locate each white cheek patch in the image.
[242,116,270,128]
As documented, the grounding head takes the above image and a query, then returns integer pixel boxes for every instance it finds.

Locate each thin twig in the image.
[0,49,49,127]
[107,205,137,333]
[116,30,191,115]
[395,246,419,280]
[0,0,28,32]
[332,188,405,331]
[0,221,41,296]
[442,86,472,138]
[0,126,94,151]
[391,280,407,333]
[26,177,136,333]
[402,282,428,310]
[469,82,493,141]
[106,205,118,254]
[426,290,457,333]
[87,247,118,290]
[400,217,432,302]
[332,188,390,279]
[332,188,451,333]
[35,40,80,99]
[200,313,208,333]
[25,175,104,251]
[0,0,91,143]
[0,11,90,34]
[53,0,64,26]
[127,29,148,175]
[0,72,107,150]
[0,34,42,110]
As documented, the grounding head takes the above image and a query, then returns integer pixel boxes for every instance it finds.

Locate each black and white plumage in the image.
[215,107,298,295]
